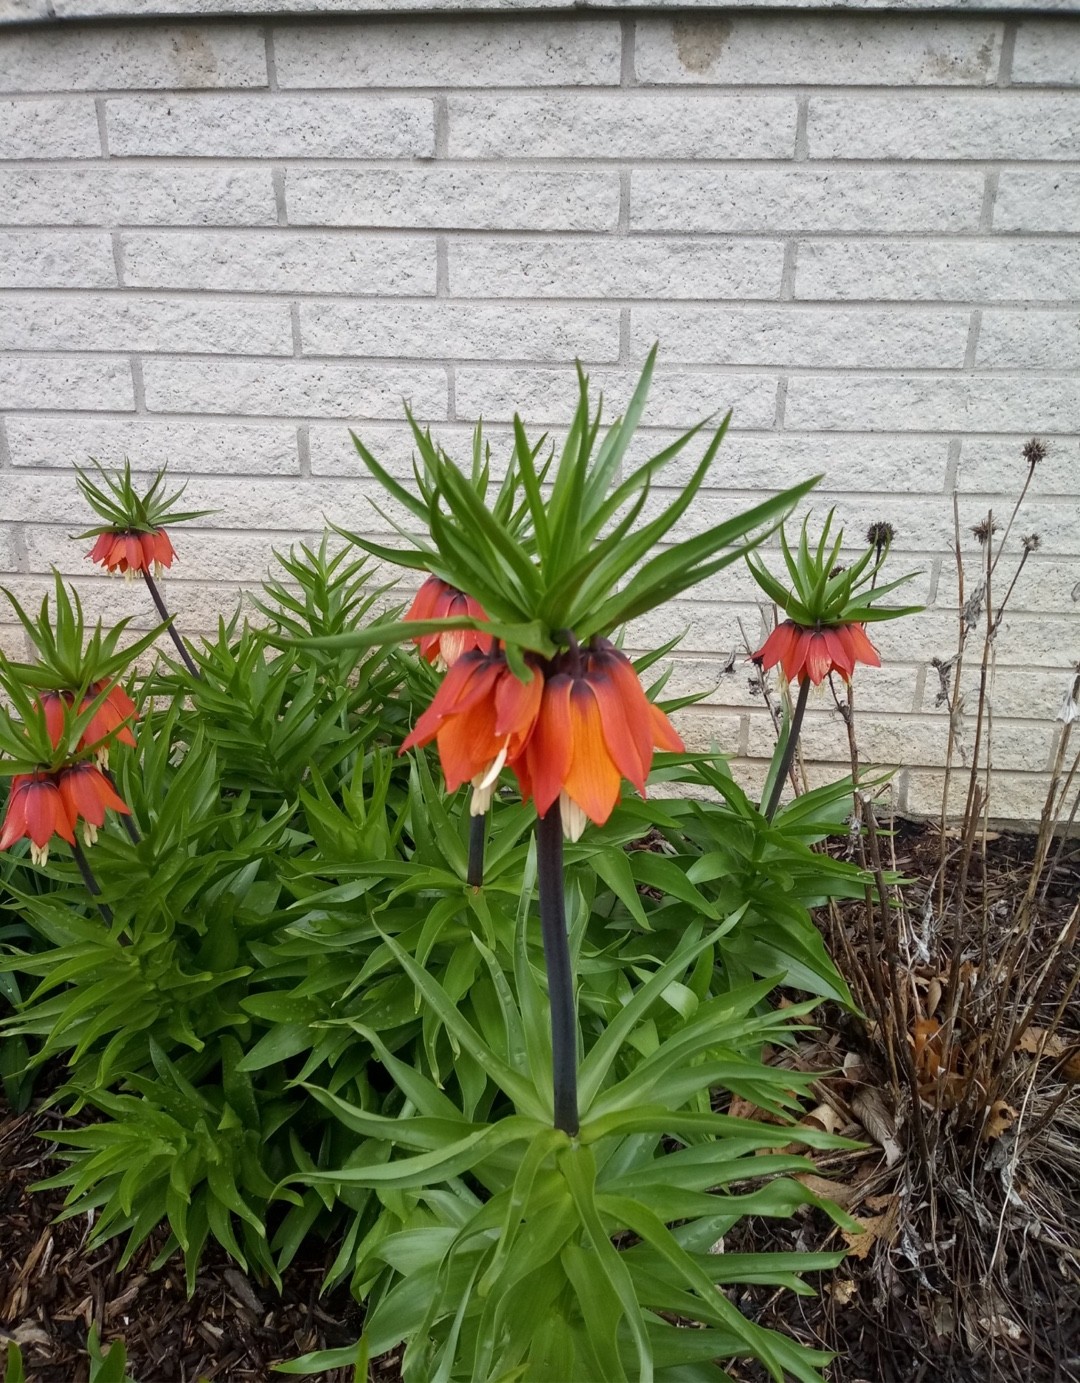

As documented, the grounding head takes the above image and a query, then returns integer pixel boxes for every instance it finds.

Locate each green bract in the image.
[76,459,213,539]
[747,510,921,628]
[315,349,820,674]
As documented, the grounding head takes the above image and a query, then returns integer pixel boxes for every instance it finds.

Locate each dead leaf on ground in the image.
[851,1088,903,1166]
[982,1100,1017,1141]
[1015,1026,1070,1060]
[841,1195,900,1261]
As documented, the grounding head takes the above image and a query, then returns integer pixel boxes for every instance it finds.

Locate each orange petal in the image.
[563,681,622,827]
[0,777,31,850]
[845,623,881,669]
[154,529,175,568]
[526,674,573,816]
[649,702,684,753]
[802,632,833,685]
[494,664,542,754]
[436,696,501,793]
[589,645,653,791]
[401,652,496,752]
[823,627,855,681]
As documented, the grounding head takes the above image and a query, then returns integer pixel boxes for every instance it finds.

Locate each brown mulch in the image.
[0,1096,365,1383]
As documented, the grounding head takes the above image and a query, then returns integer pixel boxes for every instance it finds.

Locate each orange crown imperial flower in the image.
[753,619,880,687]
[0,771,76,866]
[401,646,543,817]
[402,638,683,840]
[404,574,494,671]
[516,639,684,841]
[56,762,131,848]
[40,680,137,765]
[89,528,175,580]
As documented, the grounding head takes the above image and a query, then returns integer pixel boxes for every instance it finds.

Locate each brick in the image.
[454,367,778,429]
[631,306,969,370]
[1012,19,1080,86]
[273,18,621,88]
[299,302,620,363]
[0,294,292,355]
[121,231,436,295]
[106,94,434,158]
[0,0,48,21]
[0,525,18,572]
[785,374,1080,437]
[976,311,1080,370]
[286,169,620,234]
[308,419,499,479]
[0,166,275,228]
[0,625,28,660]
[632,168,985,235]
[24,524,301,582]
[905,769,1056,823]
[0,230,115,288]
[0,97,100,158]
[449,239,784,301]
[141,359,446,419]
[5,416,300,474]
[447,92,796,160]
[0,357,133,411]
[995,171,1080,234]
[0,25,266,92]
[667,708,744,758]
[957,437,1079,495]
[635,14,1003,87]
[921,665,1080,721]
[795,239,1080,304]
[642,432,952,493]
[807,94,1080,161]
[884,610,1078,668]
[0,574,158,630]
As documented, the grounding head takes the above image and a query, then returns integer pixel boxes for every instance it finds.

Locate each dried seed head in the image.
[829,563,846,579]
[1022,437,1048,468]
[971,518,999,545]
[1022,532,1042,553]
[866,521,895,553]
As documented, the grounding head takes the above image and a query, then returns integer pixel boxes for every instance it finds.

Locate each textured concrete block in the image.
[448,92,796,159]
[0,294,292,355]
[274,18,621,88]
[122,231,436,294]
[976,310,1080,369]
[449,238,784,301]
[0,230,116,288]
[106,93,434,158]
[286,168,620,233]
[995,171,1080,233]
[921,664,1080,722]
[957,437,1079,496]
[785,374,1080,437]
[639,430,951,493]
[631,305,970,369]
[308,420,507,479]
[141,359,447,420]
[1012,19,1080,86]
[635,14,1002,86]
[0,573,159,629]
[0,166,275,227]
[796,239,1080,303]
[454,367,778,429]
[632,168,985,234]
[905,769,1055,823]
[299,302,620,363]
[0,357,133,411]
[0,97,100,158]
[808,94,1080,160]
[5,416,300,474]
[0,24,267,92]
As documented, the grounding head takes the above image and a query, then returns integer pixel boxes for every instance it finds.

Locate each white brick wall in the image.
[1,8,1079,823]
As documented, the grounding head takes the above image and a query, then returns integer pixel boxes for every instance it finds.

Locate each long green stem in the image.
[72,839,113,924]
[764,676,811,821]
[467,812,486,888]
[141,570,200,680]
[537,806,579,1136]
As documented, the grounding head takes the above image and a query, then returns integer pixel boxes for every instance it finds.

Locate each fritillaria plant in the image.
[747,510,920,819]
[76,461,211,680]
[320,350,818,1136]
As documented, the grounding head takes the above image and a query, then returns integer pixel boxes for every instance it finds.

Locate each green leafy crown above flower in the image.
[76,459,213,538]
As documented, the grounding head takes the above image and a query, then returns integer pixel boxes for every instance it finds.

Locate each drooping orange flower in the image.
[401,646,542,814]
[753,620,880,687]
[404,574,493,670]
[516,639,684,841]
[0,772,76,866]
[56,762,130,847]
[89,528,175,579]
[40,681,137,764]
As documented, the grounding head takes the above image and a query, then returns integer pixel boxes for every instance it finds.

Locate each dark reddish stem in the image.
[467,812,486,889]
[764,676,811,821]
[141,571,200,680]
[72,839,113,924]
[537,806,579,1136]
